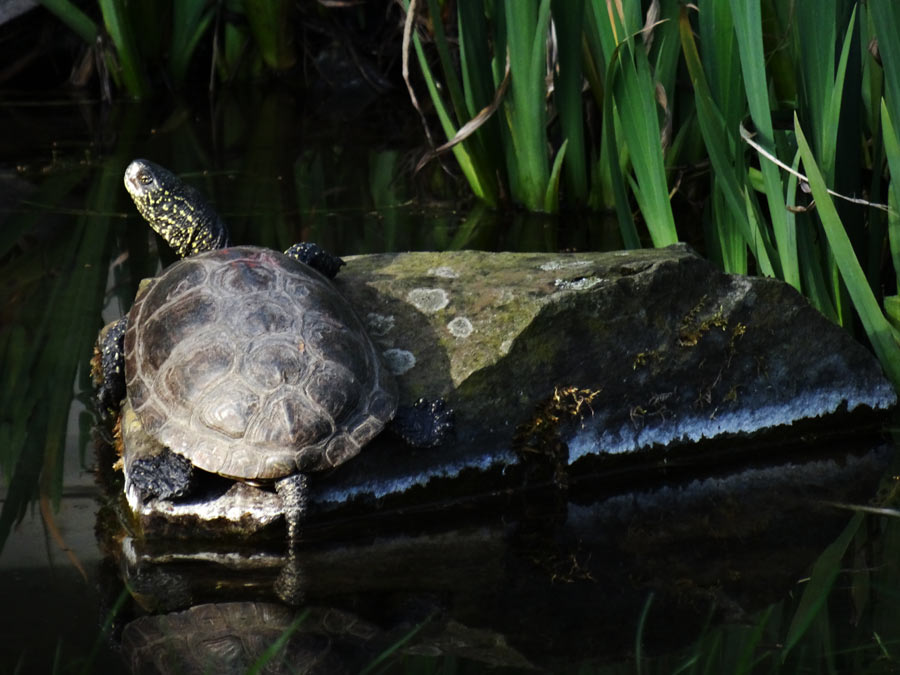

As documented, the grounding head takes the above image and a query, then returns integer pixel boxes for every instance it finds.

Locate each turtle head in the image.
[124,159,230,258]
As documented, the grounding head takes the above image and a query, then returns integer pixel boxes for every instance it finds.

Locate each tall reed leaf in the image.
[678,7,777,276]
[782,512,864,660]
[544,139,568,213]
[729,0,797,289]
[870,2,900,132]
[796,117,900,387]
[169,0,215,86]
[551,0,587,204]
[244,0,296,70]
[611,38,677,246]
[97,0,150,98]
[38,0,98,44]
[503,0,551,211]
[403,0,497,206]
[602,55,641,248]
[882,100,900,292]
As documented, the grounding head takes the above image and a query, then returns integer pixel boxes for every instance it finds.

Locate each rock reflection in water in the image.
[106,443,890,672]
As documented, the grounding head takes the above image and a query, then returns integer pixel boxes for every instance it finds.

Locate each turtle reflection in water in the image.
[93,159,453,544]
[121,602,363,674]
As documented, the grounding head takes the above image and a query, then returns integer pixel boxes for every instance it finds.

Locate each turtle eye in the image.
[138,170,153,185]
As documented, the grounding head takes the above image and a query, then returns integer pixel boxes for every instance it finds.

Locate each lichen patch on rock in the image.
[383,348,416,375]
[407,288,450,313]
[366,312,395,337]
[447,317,474,339]
[428,266,459,279]
[555,276,602,291]
[539,259,592,272]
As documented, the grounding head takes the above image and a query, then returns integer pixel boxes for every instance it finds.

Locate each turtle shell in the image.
[123,246,398,481]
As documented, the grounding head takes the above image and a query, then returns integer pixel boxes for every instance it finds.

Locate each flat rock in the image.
[118,244,896,538]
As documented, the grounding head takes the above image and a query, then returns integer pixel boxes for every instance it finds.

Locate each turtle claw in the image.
[284,242,345,279]
[391,398,455,448]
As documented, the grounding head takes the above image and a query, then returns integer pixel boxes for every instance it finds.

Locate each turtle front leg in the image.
[284,242,345,279]
[275,473,310,547]
[91,317,128,416]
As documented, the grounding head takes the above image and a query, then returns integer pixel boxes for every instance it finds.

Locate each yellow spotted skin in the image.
[124,159,229,258]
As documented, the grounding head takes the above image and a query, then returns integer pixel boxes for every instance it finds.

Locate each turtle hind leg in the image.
[275,473,310,547]
[92,317,128,416]
[390,398,455,448]
[284,242,345,279]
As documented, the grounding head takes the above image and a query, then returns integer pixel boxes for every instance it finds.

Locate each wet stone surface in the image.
[109,244,896,539]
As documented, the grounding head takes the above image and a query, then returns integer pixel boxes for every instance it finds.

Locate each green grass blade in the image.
[870,3,900,132]
[404,0,498,206]
[602,62,640,248]
[785,147,838,323]
[457,0,506,178]
[425,0,469,122]
[247,610,310,674]
[729,0,797,289]
[503,0,551,210]
[361,613,435,674]
[649,0,683,104]
[38,0,98,44]
[544,139,568,213]
[458,1,496,114]
[97,0,150,98]
[169,0,215,85]
[782,512,864,660]
[823,7,857,176]
[551,0,588,204]
[243,0,296,70]
[678,8,777,275]
[697,0,743,128]
[796,115,900,387]
[635,592,654,674]
[612,39,678,246]
[710,185,747,274]
[883,99,900,289]
[795,0,837,175]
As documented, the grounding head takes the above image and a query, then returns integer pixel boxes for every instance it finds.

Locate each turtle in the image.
[93,159,453,544]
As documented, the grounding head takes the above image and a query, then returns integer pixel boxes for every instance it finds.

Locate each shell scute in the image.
[198,384,260,438]
[211,256,278,294]
[142,293,217,371]
[240,299,296,336]
[304,361,360,424]
[242,340,307,389]
[139,259,208,316]
[324,433,361,468]
[162,339,234,402]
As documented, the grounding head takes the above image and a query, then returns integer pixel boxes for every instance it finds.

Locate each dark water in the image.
[2,90,900,674]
